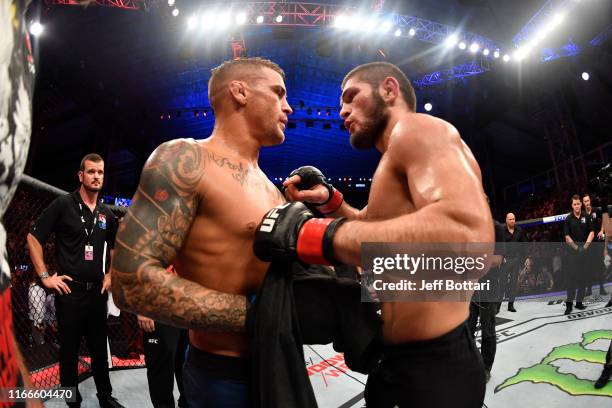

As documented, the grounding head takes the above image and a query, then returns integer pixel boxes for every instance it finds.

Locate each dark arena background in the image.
[2,0,612,407]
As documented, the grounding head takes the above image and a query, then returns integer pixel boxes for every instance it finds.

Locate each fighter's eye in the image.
[344,90,356,103]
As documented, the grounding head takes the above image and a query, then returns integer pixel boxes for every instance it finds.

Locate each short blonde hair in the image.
[80,153,103,171]
[208,57,285,111]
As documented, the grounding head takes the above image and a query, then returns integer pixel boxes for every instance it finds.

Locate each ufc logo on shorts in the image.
[260,203,291,233]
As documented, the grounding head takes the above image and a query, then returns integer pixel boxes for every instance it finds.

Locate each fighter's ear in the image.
[78,170,83,183]
[380,76,401,103]
[228,80,248,106]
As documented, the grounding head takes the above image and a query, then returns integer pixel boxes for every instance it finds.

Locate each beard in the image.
[83,182,102,192]
[349,92,389,150]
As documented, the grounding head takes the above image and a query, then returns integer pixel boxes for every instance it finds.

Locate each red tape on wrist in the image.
[316,189,344,215]
[297,218,335,265]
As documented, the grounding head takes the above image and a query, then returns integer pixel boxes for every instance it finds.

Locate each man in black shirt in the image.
[563,194,595,315]
[582,194,607,295]
[26,154,124,408]
[138,265,189,408]
[468,218,505,382]
[501,212,527,312]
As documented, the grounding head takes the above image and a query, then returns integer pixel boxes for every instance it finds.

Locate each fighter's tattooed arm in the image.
[110,139,247,332]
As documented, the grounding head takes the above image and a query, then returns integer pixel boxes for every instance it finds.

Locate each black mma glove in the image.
[253,202,346,265]
[288,166,344,215]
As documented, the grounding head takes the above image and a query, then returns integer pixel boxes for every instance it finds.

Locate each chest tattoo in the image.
[205,151,284,202]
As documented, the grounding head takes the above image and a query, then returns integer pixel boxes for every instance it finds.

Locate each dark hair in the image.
[582,193,590,199]
[571,194,581,203]
[208,57,285,110]
[80,153,103,171]
[342,62,416,112]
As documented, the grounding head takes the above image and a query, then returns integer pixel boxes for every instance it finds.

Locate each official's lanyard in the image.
[78,202,99,245]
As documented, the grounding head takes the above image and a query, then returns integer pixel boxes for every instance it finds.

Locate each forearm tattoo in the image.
[111,140,246,332]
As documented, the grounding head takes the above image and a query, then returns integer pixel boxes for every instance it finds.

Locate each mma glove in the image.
[253,202,346,266]
[287,166,344,215]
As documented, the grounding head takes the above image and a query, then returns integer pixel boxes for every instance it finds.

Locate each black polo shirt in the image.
[586,210,603,237]
[563,212,591,244]
[493,220,506,255]
[31,190,118,282]
[503,225,527,259]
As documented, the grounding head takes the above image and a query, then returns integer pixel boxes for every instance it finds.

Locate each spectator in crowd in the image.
[28,275,47,346]
[517,258,537,295]
[27,273,57,347]
[44,290,57,342]
[536,265,554,292]
[552,248,563,290]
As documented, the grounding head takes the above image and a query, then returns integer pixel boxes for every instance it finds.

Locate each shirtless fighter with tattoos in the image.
[111,57,292,407]
[254,62,494,407]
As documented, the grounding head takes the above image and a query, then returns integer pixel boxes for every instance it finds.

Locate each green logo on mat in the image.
[495,330,612,397]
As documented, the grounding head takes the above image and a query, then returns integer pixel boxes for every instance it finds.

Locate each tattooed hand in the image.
[110,139,247,332]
